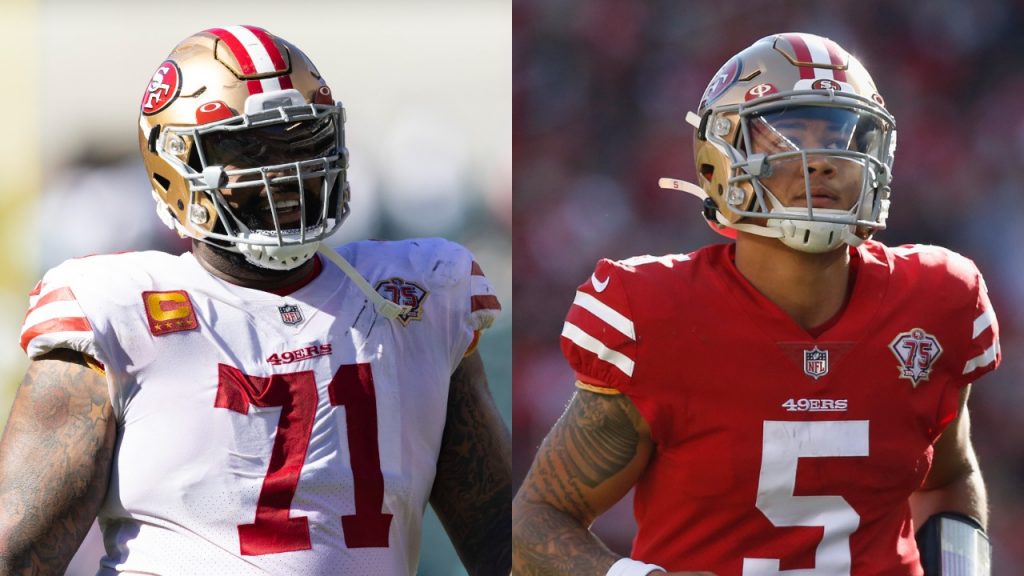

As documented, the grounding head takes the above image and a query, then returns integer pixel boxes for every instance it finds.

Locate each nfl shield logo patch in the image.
[278,304,303,326]
[803,346,829,380]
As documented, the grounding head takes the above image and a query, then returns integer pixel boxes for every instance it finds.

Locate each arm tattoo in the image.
[0,350,116,575]
[562,392,639,488]
[512,390,646,576]
[430,351,512,576]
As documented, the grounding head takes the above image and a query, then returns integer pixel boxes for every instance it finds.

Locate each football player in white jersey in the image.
[0,26,510,575]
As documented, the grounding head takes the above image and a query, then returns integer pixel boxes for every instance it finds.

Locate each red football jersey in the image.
[560,241,1000,576]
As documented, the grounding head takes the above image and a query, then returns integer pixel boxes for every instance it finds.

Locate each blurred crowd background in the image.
[513,0,1024,570]
[0,1,509,575]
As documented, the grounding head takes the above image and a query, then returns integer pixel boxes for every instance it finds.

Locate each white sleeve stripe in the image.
[972,306,996,338]
[22,301,88,334]
[561,322,634,377]
[963,339,1000,376]
[571,291,636,340]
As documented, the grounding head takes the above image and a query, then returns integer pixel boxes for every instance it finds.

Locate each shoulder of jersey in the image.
[22,251,186,357]
[43,251,189,288]
[336,237,501,327]
[336,237,476,282]
[586,251,699,297]
[884,243,982,289]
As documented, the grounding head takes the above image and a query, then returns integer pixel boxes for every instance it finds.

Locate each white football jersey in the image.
[19,238,500,576]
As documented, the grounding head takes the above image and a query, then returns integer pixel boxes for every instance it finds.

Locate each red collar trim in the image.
[266,255,323,296]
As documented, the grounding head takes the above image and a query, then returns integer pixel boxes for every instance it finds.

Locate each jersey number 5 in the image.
[743,420,869,575]
[216,363,392,555]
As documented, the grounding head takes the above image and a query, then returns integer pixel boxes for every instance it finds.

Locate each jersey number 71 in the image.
[216,363,391,555]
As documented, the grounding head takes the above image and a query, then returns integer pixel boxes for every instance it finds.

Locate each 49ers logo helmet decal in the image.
[141,60,181,116]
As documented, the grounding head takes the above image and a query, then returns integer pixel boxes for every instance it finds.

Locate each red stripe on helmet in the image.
[243,26,293,90]
[823,38,848,82]
[207,28,264,94]
[207,28,258,76]
[244,26,288,72]
[782,34,815,80]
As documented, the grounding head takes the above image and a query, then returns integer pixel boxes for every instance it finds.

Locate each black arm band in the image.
[915,512,991,575]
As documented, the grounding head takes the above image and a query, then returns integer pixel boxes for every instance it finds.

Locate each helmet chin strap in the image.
[317,245,411,321]
[232,231,412,321]
[763,194,863,253]
[659,177,784,239]
[658,177,864,251]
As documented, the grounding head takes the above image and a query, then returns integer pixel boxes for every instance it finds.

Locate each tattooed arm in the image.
[430,350,512,575]
[514,390,714,576]
[512,388,653,575]
[0,350,116,576]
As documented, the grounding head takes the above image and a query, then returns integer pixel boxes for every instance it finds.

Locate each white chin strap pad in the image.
[766,204,862,253]
[772,219,850,253]
[236,240,320,271]
[658,177,863,253]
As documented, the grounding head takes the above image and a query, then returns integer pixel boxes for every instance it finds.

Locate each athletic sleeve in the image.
[560,258,637,393]
[20,261,108,366]
[953,267,1000,388]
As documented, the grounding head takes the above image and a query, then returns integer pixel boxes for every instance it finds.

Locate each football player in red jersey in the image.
[513,33,998,576]
[0,26,510,575]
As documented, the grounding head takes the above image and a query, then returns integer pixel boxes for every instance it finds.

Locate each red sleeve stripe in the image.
[471,294,501,312]
[571,291,635,339]
[28,281,42,297]
[470,261,485,277]
[19,317,92,353]
[972,306,996,338]
[26,287,76,317]
[561,321,635,377]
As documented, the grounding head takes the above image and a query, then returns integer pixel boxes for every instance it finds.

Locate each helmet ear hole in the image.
[147,125,161,153]
[153,173,171,191]
[700,164,715,181]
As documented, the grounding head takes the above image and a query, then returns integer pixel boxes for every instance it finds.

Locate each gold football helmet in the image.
[138,25,349,270]
[661,32,896,253]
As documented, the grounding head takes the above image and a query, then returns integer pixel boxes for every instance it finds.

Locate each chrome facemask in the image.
[155,90,349,269]
[708,91,896,252]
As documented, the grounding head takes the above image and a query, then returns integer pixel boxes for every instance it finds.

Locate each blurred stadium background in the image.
[0,1,510,575]
[513,0,1024,571]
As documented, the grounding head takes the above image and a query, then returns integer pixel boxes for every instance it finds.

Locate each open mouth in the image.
[263,198,302,214]
[237,190,321,230]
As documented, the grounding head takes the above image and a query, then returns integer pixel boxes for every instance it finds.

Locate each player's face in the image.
[202,116,339,230]
[749,108,875,211]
